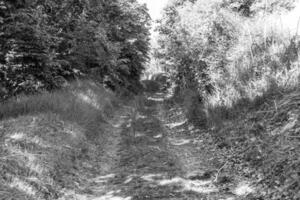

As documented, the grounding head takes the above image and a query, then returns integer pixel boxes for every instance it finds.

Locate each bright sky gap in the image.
[138,0,168,20]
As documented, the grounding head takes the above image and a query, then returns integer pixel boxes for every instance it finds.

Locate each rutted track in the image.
[60,92,255,200]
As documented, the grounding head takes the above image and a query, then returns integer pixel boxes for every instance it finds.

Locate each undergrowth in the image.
[175,82,300,199]
[174,12,300,198]
[215,88,300,199]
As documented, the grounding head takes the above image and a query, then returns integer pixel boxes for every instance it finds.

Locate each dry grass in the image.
[0,80,120,138]
[211,88,300,199]
[203,3,300,126]
[0,80,118,119]
[0,80,121,199]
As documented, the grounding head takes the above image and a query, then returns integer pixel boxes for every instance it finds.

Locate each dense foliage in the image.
[156,0,299,105]
[0,0,151,99]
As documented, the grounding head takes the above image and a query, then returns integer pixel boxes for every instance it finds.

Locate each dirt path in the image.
[159,103,255,200]
[63,92,255,200]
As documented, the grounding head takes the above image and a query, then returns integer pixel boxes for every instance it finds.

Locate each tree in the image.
[156,0,225,96]
[0,0,151,99]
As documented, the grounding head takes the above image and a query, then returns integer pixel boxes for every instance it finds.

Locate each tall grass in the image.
[0,80,122,199]
[204,4,300,125]
[0,80,119,139]
[180,5,300,197]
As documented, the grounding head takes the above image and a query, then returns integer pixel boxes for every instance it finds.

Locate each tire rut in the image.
[63,93,255,200]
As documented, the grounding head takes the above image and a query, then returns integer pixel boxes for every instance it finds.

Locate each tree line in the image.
[0,0,151,99]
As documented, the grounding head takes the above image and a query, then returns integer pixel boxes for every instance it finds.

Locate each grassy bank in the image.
[176,86,300,199]
[0,80,121,199]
